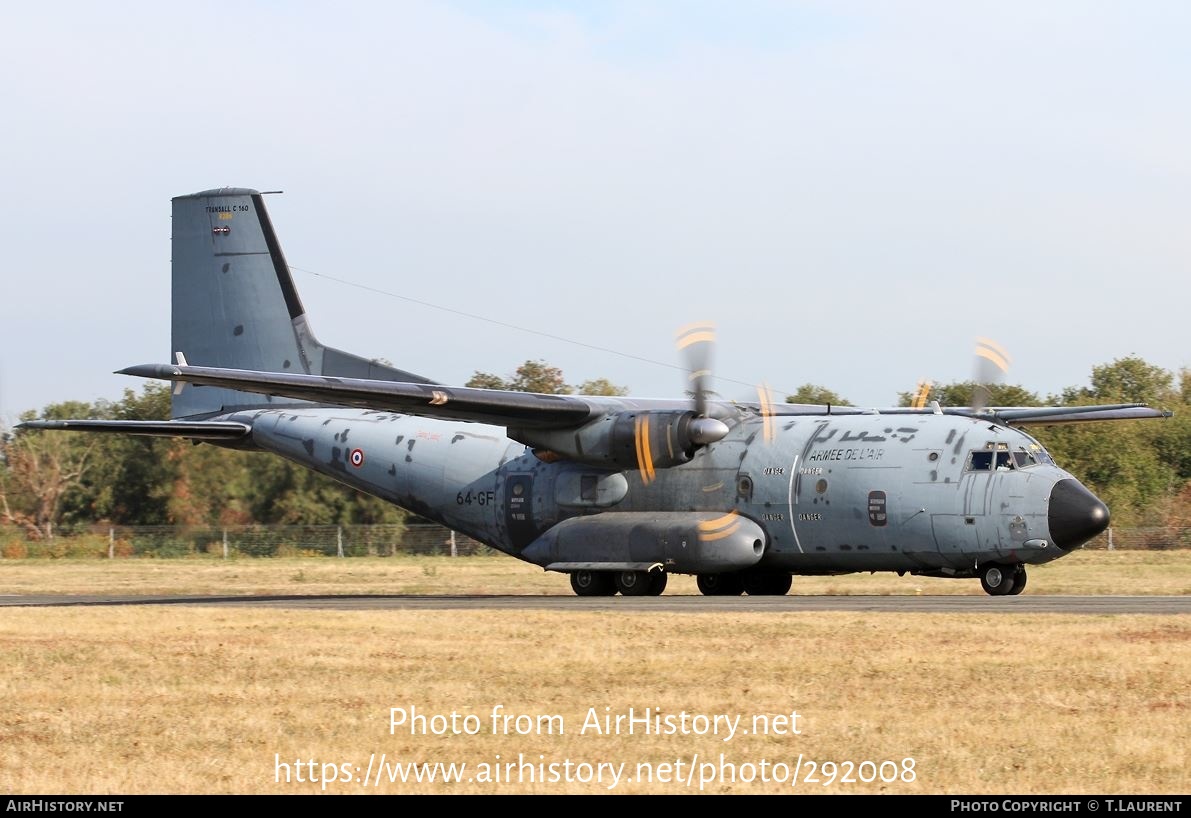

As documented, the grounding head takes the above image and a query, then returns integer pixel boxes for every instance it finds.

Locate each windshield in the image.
[1016,431,1057,466]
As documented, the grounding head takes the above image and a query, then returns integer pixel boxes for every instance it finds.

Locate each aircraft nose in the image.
[1048,479,1110,550]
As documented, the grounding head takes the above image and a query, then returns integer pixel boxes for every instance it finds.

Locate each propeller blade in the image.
[626,322,730,487]
[757,382,777,443]
[911,379,933,409]
[972,337,1011,412]
[676,322,716,418]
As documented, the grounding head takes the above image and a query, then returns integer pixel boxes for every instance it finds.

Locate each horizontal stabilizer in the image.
[118,363,595,429]
[17,419,252,440]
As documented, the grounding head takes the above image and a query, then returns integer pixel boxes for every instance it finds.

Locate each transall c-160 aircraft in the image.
[21,188,1173,597]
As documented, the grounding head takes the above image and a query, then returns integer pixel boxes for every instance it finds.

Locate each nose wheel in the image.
[979,563,1026,596]
[1008,566,1027,595]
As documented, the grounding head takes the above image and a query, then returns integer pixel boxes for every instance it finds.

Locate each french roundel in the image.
[349,448,365,468]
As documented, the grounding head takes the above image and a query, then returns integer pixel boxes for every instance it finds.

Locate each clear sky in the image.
[2,1,1188,423]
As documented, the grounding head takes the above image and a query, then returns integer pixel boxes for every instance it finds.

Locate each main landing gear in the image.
[979,563,1027,596]
[697,570,791,596]
[568,568,792,597]
[568,569,667,597]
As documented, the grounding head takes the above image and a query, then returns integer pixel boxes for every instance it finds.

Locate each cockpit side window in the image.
[1013,449,1038,468]
[995,451,1013,470]
[968,451,994,471]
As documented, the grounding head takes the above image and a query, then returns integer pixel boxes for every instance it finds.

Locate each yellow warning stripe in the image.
[697,511,740,541]
[634,416,655,485]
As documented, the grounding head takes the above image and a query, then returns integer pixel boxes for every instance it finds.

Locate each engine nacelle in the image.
[520,511,767,574]
[515,410,719,471]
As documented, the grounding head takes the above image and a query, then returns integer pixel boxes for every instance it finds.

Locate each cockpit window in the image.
[968,451,994,471]
[968,443,1024,472]
[1030,444,1056,466]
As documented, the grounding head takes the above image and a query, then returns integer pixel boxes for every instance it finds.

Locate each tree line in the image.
[1,355,1186,538]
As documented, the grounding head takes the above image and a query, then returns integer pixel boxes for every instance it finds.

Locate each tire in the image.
[1008,566,1027,595]
[767,573,793,596]
[697,573,745,596]
[979,564,1017,596]
[743,571,793,596]
[647,571,668,596]
[570,570,615,597]
[615,570,652,596]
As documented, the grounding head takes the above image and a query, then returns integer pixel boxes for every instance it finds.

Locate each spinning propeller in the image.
[675,323,730,445]
[972,337,1012,413]
[626,323,731,485]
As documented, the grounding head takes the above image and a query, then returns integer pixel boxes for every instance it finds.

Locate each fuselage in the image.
[225,404,1107,580]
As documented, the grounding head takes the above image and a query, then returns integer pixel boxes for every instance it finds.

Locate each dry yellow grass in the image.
[0,608,1187,795]
[0,552,1187,795]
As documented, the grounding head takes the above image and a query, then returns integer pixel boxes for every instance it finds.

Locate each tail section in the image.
[170,188,434,419]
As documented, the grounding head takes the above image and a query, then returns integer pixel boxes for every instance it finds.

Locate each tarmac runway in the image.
[2,593,1188,614]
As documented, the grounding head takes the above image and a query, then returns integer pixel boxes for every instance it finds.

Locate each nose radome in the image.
[1049,479,1110,550]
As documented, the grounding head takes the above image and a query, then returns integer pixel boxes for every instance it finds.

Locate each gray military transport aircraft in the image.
[21,188,1174,597]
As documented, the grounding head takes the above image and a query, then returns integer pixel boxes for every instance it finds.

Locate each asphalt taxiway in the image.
[2,594,1187,614]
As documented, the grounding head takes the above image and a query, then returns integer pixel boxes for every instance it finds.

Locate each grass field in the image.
[0,551,1187,795]
[2,548,1190,597]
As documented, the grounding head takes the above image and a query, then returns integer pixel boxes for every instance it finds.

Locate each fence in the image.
[0,523,1187,559]
[0,524,493,559]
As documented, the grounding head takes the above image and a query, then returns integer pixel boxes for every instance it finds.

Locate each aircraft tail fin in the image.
[170,188,434,419]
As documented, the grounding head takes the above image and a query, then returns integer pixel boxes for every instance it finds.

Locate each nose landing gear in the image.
[979,563,1027,596]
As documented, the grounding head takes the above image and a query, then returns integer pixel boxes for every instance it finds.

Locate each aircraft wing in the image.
[117,363,602,428]
[34,364,1171,440]
[981,404,1173,425]
[766,403,1173,424]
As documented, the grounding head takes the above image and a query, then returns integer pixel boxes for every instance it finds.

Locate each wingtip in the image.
[117,363,171,378]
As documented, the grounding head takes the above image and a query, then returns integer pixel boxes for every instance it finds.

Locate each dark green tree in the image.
[464,372,507,390]
[1058,355,1175,405]
[785,384,849,405]
[577,378,629,397]
[1034,356,1180,526]
[896,382,1040,408]
[465,360,627,397]
[69,384,180,525]
[508,360,570,394]
[1,400,103,536]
